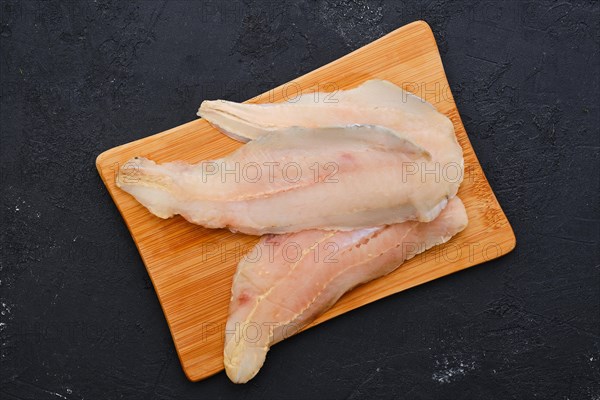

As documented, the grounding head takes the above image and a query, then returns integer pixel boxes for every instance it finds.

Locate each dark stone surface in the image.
[1,0,598,398]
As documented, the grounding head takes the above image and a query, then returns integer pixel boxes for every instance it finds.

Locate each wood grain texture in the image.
[96,21,516,382]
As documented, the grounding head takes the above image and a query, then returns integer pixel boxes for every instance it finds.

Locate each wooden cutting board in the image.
[96,20,516,381]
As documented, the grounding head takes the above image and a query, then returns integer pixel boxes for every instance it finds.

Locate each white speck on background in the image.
[432,356,476,384]
[0,302,15,360]
[0,302,11,316]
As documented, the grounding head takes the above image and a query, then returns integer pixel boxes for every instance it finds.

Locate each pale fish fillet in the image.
[198,80,446,142]
[224,196,468,383]
[198,79,464,197]
[116,125,453,235]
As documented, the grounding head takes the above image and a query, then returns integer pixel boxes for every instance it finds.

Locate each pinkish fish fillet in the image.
[116,125,454,235]
[224,196,468,383]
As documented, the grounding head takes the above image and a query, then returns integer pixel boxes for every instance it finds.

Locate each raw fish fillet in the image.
[199,79,464,207]
[116,125,453,235]
[199,80,449,143]
[224,196,468,383]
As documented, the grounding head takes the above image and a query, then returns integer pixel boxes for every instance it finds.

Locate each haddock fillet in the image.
[116,125,454,235]
[224,196,468,383]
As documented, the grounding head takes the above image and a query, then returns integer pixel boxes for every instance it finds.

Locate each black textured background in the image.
[1,1,599,399]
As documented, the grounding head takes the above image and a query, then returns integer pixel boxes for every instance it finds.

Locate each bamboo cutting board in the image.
[96,21,515,381]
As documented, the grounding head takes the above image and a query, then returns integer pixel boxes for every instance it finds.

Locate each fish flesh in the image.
[199,79,464,211]
[199,80,451,143]
[224,196,468,383]
[116,124,455,235]
[225,197,468,383]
